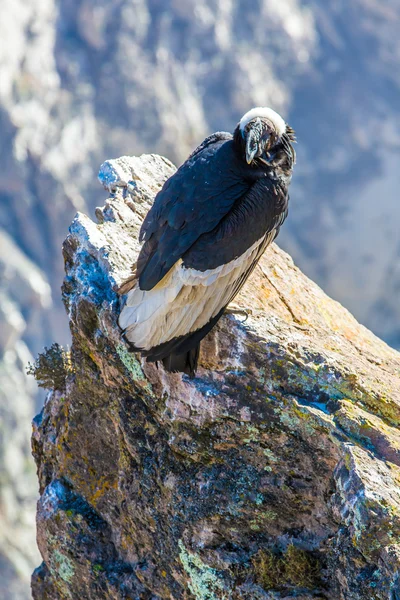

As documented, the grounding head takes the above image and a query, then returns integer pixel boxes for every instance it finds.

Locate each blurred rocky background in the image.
[0,0,399,597]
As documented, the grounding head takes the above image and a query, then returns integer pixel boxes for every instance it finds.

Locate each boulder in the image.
[32,154,400,599]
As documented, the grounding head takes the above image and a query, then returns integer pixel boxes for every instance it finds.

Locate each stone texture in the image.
[32,154,400,599]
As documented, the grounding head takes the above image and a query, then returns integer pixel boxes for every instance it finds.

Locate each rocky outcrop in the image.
[31,155,400,600]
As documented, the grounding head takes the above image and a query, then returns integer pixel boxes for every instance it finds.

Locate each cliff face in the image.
[0,354,39,600]
[0,231,46,598]
[31,155,400,600]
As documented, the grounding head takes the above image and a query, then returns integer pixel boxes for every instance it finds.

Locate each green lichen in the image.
[243,425,260,443]
[277,407,303,431]
[178,540,227,599]
[52,550,75,583]
[115,343,153,394]
[281,353,400,428]
[252,544,320,591]
[116,343,145,379]
[263,448,278,462]
[258,367,266,385]
[276,401,324,438]
[92,563,105,574]
[249,509,277,532]
[262,509,278,520]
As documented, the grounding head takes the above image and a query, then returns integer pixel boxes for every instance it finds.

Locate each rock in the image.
[31,154,400,599]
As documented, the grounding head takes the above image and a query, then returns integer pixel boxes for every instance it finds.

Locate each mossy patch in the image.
[92,563,105,574]
[252,544,321,591]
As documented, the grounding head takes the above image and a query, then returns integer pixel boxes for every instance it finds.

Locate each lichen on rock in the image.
[31,154,400,599]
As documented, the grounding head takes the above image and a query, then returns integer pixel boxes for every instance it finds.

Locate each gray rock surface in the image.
[31,154,400,599]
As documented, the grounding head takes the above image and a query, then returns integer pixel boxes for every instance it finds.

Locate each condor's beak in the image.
[245,117,266,164]
[245,135,258,164]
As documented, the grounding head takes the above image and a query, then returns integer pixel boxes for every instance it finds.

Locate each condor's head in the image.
[234,107,296,175]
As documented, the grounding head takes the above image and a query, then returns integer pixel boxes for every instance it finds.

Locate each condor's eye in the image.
[264,131,277,146]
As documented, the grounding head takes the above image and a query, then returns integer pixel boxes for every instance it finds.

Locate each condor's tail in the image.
[142,308,225,377]
[121,296,226,378]
[122,333,200,378]
[161,346,200,378]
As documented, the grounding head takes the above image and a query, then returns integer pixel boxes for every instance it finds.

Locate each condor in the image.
[118,107,296,376]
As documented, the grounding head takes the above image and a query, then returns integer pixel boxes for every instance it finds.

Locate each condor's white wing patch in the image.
[119,234,273,351]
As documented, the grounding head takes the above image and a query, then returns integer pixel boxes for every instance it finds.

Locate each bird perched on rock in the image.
[118,107,296,376]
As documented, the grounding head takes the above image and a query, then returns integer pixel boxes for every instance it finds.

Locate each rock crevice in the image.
[32,154,400,600]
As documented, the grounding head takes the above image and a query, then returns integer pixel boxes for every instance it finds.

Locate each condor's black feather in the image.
[138,135,252,290]
[137,132,291,289]
[182,178,288,271]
